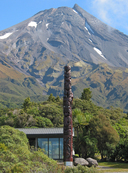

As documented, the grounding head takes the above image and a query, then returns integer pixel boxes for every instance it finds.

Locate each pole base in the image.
[65,161,73,166]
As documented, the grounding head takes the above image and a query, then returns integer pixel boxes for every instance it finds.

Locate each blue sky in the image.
[0,0,128,35]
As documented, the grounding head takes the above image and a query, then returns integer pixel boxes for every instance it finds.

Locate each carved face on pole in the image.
[63,65,73,166]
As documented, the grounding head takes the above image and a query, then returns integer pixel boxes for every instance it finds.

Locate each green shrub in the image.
[0,125,63,173]
[64,165,99,173]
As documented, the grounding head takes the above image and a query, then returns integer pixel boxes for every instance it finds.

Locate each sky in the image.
[0,0,128,36]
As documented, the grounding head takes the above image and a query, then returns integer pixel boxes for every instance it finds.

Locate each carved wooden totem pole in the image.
[63,65,73,166]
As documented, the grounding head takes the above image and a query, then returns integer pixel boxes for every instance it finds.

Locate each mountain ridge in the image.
[0,4,128,111]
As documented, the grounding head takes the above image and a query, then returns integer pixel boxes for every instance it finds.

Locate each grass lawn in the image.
[98,162,128,172]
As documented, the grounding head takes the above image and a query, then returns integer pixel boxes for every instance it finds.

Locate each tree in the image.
[73,108,95,158]
[80,88,92,101]
[0,113,16,127]
[72,98,98,114]
[89,114,120,160]
[73,108,92,137]
[47,93,55,102]
[35,116,53,127]
[15,113,36,128]
[55,95,60,102]
[39,103,63,127]
[74,129,97,158]
[22,97,31,111]
[73,110,87,137]
[110,124,128,161]
[27,106,39,116]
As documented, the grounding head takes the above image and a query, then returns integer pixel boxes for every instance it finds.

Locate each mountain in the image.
[0,59,47,108]
[0,4,128,111]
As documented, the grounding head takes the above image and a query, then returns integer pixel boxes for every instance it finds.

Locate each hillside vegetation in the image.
[0,91,128,162]
[0,59,128,112]
[0,59,47,108]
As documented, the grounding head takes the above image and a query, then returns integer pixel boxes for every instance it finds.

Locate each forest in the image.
[0,88,128,172]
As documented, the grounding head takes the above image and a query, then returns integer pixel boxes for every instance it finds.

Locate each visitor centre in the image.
[17,128,64,160]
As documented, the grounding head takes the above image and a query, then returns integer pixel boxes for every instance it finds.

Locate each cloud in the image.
[92,0,128,32]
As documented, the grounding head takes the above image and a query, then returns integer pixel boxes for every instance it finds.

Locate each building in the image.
[17,128,64,160]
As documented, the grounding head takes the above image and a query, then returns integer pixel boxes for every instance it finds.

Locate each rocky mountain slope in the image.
[0,4,128,111]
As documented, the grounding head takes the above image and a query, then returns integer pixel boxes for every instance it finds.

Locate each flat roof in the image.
[16,128,63,135]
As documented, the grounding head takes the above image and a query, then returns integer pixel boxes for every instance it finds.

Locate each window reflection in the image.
[60,138,63,159]
[38,138,48,155]
[37,138,63,159]
[49,138,59,159]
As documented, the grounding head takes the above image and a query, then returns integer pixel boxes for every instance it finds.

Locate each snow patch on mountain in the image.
[72,7,82,17]
[93,47,107,60]
[0,32,13,39]
[89,39,92,42]
[85,22,94,34]
[28,21,37,28]
[73,9,78,14]
[85,26,91,35]
[46,23,49,29]
[85,27,88,31]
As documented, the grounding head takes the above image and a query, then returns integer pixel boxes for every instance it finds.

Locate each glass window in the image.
[49,138,59,159]
[60,138,63,159]
[37,137,64,159]
[38,138,48,155]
